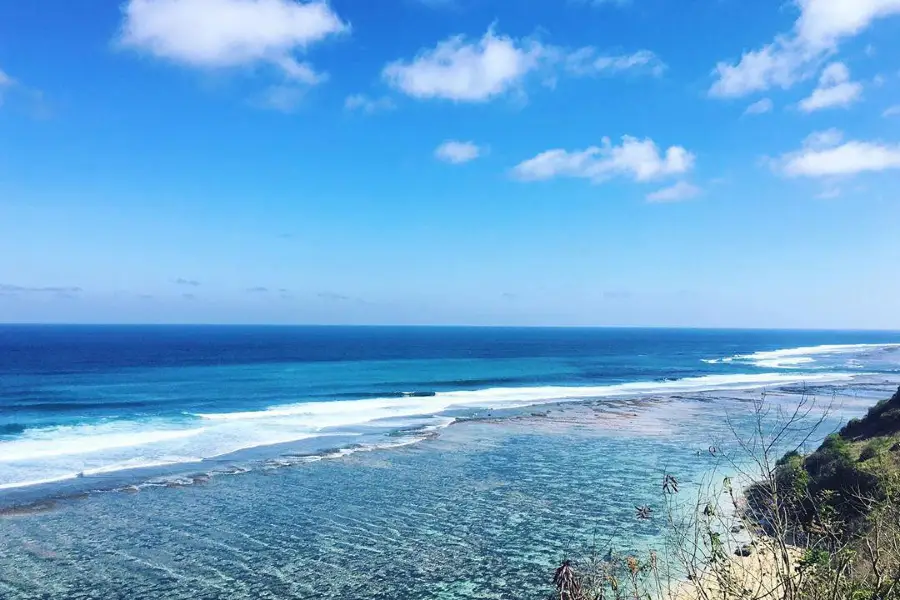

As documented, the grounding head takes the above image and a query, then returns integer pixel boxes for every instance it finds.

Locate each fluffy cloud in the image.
[798,62,862,111]
[344,94,396,114]
[435,140,482,164]
[776,129,900,177]
[382,29,544,102]
[119,0,348,82]
[565,48,665,77]
[512,136,694,183]
[383,27,662,102]
[710,0,900,98]
[884,105,900,117]
[795,0,900,46]
[646,181,702,202]
[744,98,774,115]
[710,38,815,98]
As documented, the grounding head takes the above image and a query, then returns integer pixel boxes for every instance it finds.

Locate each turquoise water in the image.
[0,386,892,599]
[1,327,899,598]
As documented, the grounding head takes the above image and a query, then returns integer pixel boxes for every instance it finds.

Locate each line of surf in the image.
[0,371,860,493]
[703,342,900,369]
[195,371,856,422]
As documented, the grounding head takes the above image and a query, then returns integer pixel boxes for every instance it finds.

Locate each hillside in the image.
[768,386,900,598]
[779,386,900,527]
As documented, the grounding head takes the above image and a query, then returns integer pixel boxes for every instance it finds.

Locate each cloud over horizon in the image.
[0,284,83,294]
[174,278,201,287]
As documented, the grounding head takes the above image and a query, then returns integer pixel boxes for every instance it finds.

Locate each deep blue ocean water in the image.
[1,326,900,598]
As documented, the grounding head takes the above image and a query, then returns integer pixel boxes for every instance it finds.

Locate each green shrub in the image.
[777,449,802,467]
[859,438,892,462]
[775,451,811,503]
[798,548,830,570]
[821,433,854,464]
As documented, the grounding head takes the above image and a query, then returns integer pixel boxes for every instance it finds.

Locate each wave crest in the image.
[703,343,900,369]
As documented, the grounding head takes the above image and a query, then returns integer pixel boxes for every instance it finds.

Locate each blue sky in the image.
[1,0,900,328]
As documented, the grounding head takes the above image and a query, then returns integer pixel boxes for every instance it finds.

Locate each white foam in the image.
[0,371,858,491]
[197,371,854,426]
[0,474,79,491]
[83,457,203,477]
[0,427,206,462]
[0,416,352,490]
[706,343,900,369]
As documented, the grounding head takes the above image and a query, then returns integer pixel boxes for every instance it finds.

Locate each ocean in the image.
[1,326,899,598]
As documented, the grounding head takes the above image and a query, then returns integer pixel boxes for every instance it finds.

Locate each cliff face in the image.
[772,386,900,536]
[840,386,900,441]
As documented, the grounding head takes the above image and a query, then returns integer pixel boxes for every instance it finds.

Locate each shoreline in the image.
[671,539,802,600]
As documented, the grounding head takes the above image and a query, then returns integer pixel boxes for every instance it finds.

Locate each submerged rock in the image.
[0,501,58,518]
[735,544,754,557]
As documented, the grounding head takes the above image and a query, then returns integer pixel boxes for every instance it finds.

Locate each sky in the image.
[1,0,900,328]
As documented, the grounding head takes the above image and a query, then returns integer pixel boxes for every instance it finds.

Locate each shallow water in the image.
[0,382,894,599]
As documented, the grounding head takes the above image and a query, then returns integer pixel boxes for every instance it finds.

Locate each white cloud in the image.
[344,94,396,114]
[710,38,816,98]
[119,0,348,82]
[565,48,665,77]
[383,28,544,102]
[884,105,900,117]
[798,62,862,111]
[512,136,694,183]
[646,181,702,202]
[744,98,774,115]
[383,26,662,102]
[435,140,482,164]
[777,130,900,177]
[710,0,900,98]
[795,0,900,46]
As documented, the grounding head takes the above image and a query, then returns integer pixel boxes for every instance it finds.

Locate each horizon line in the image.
[2,323,900,333]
